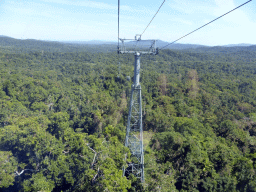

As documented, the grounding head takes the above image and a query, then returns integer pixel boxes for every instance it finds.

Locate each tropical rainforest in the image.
[0,36,256,191]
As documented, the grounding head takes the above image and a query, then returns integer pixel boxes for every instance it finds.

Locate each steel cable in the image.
[160,0,252,50]
[118,0,120,48]
[141,0,166,36]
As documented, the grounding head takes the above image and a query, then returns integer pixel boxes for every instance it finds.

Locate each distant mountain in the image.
[1,35,255,54]
[185,45,256,54]
[63,40,255,49]
[0,36,117,53]
[62,39,207,50]
[0,36,62,47]
[222,43,255,47]
[0,36,76,53]
[161,43,207,50]
[119,40,207,50]
[63,40,116,45]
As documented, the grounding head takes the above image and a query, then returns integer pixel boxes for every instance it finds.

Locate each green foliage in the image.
[0,151,17,188]
[232,157,256,191]
[23,173,55,192]
[0,40,256,191]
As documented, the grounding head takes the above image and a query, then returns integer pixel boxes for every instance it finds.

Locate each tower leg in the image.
[123,52,144,182]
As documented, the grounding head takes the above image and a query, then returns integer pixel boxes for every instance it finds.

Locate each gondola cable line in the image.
[160,0,252,50]
[141,0,166,37]
[131,0,166,51]
[117,0,121,78]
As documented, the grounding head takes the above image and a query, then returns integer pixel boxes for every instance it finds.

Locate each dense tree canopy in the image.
[0,38,256,191]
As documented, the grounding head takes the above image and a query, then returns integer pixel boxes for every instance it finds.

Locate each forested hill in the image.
[186,44,256,54]
[0,36,205,52]
[1,35,255,53]
[0,38,256,191]
[0,36,116,53]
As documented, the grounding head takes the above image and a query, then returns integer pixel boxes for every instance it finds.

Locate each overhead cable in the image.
[118,0,121,75]
[141,0,166,36]
[118,0,120,48]
[160,0,252,49]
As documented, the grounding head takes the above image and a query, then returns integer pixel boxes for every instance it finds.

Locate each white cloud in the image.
[168,18,193,26]
[168,0,214,15]
[2,0,254,44]
[214,0,235,13]
[3,1,66,19]
[213,0,252,22]
[40,0,116,10]
[212,0,256,34]
[40,0,154,15]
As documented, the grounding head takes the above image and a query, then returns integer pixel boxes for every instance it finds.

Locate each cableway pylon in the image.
[118,37,158,182]
[117,0,251,184]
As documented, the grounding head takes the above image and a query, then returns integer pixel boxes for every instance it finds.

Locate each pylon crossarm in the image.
[118,37,158,55]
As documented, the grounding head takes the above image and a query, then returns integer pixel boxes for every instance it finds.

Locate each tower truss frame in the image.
[118,38,158,182]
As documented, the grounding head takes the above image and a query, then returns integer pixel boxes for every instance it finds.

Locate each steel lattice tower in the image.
[124,52,144,181]
[116,0,252,184]
[118,36,158,182]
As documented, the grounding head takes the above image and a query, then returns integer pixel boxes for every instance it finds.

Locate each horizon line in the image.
[0,35,255,47]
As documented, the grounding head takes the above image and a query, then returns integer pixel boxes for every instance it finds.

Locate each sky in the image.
[0,0,255,46]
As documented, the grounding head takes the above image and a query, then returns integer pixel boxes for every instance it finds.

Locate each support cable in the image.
[141,0,166,36]
[118,0,121,77]
[160,0,252,50]
[118,0,120,48]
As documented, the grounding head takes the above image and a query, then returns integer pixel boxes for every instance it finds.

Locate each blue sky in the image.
[0,0,255,46]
